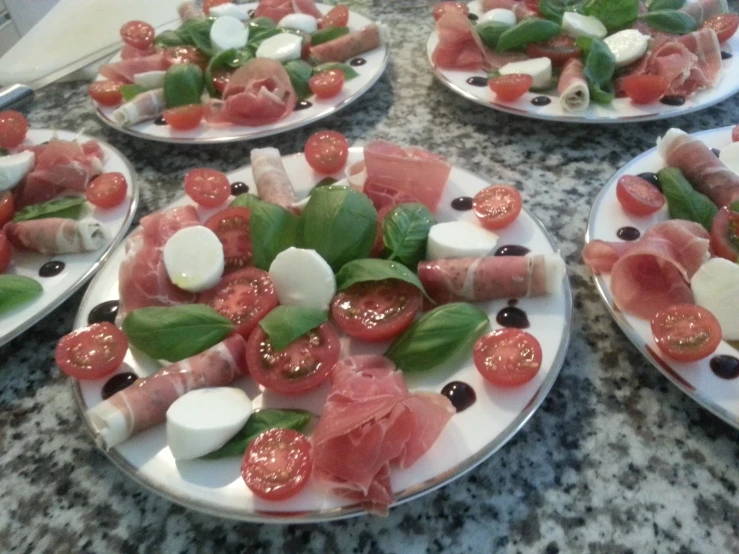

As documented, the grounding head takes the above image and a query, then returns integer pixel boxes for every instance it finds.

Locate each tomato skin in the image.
[620,74,669,105]
[701,13,739,43]
[304,130,349,174]
[616,175,665,216]
[55,323,128,380]
[0,191,14,227]
[526,35,580,67]
[319,5,350,28]
[524,0,539,13]
[0,111,28,149]
[86,172,128,209]
[651,305,722,363]
[163,104,204,131]
[488,74,533,102]
[432,2,469,21]
[473,329,543,386]
[120,20,155,50]
[204,207,253,271]
[473,185,522,230]
[203,0,231,15]
[309,69,345,99]
[88,81,124,107]
[0,232,11,273]
[184,168,231,208]
[710,206,739,261]
[331,280,423,342]
[211,69,232,95]
[241,428,312,501]
[164,46,209,70]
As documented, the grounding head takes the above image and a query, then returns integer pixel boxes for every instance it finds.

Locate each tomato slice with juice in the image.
[204,207,253,271]
[700,13,739,43]
[184,168,231,208]
[0,191,14,227]
[710,206,739,261]
[651,305,722,363]
[526,35,580,67]
[304,130,349,174]
[474,329,543,386]
[0,110,28,149]
[616,174,665,216]
[0,232,11,274]
[55,323,128,380]
[473,185,522,230]
[488,74,533,102]
[86,172,128,209]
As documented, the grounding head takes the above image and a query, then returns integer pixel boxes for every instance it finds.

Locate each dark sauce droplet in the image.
[617,226,641,241]
[531,96,551,106]
[248,9,255,17]
[88,300,120,325]
[710,355,739,380]
[496,306,530,329]
[451,196,473,211]
[101,372,138,400]
[661,95,685,106]
[296,100,312,111]
[349,57,367,67]
[712,148,721,157]
[721,51,733,60]
[467,13,478,21]
[154,116,167,125]
[466,76,488,87]
[230,181,249,195]
[39,260,65,277]
[441,381,477,412]
[495,244,530,257]
[637,172,661,190]
[507,298,518,306]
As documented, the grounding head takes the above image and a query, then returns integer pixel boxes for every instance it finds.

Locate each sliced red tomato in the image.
[432,1,469,21]
[526,35,580,67]
[473,185,522,230]
[88,81,124,107]
[620,74,669,105]
[331,280,423,342]
[710,206,739,261]
[524,0,539,13]
[616,174,665,216]
[0,191,14,227]
[319,5,350,28]
[309,69,345,99]
[204,207,253,271]
[86,172,128,209]
[55,322,128,380]
[488,74,533,102]
[164,46,209,70]
[474,329,542,386]
[198,267,277,338]
[246,322,340,395]
[184,168,231,208]
[305,130,349,174]
[651,305,722,363]
[211,68,232,95]
[203,0,231,15]
[701,13,739,43]
[120,20,155,50]
[0,232,11,273]
[241,428,312,501]
[0,111,28,149]
[163,104,204,131]
[733,124,739,143]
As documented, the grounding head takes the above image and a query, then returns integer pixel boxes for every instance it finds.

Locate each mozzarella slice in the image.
[426,221,499,260]
[0,150,35,191]
[719,141,739,175]
[209,2,251,21]
[479,8,516,26]
[604,29,649,67]
[499,57,552,90]
[656,128,688,161]
[691,258,739,340]
[210,16,249,53]
[269,247,336,310]
[167,387,253,460]
[291,178,349,211]
[133,70,166,89]
[163,226,224,292]
[279,13,318,34]
[256,33,303,62]
[562,12,607,39]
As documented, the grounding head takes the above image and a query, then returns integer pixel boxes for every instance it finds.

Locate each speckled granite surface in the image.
[2,2,739,553]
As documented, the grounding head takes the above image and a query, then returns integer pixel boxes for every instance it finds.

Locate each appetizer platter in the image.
[64,133,572,522]
[585,125,739,429]
[427,0,739,123]
[0,114,138,347]
[89,1,388,144]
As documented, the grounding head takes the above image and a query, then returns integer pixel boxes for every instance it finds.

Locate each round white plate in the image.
[0,129,138,347]
[427,1,739,123]
[72,147,572,522]
[586,126,739,429]
[95,3,389,144]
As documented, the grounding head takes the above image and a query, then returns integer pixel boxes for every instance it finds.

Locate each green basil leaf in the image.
[12,195,86,223]
[298,186,377,272]
[176,17,215,56]
[638,10,697,34]
[284,59,314,101]
[580,37,615,104]
[496,18,561,52]
[0,148,8,157]
[259,306,328,351]
[583,0,639,32]
[311,62,360,81]
[311,26,350,46]
[335,259,430,300]
[203,409,312,459]
[0,275,42,315]
[385,303,490,373]
[648,0,685,11]
[589,81,614,105]
[476,21,512,50]
[204,48,253,97]
[154,30,187,48]
[120,84,147,102]
[122,305,234,362]
[314,177,338,189]
[730,200,739,213]
[248,16,277,32]
[538,0,587,23]
[381,203,435,267]
[658,167,718,231]
[164,63,204,108]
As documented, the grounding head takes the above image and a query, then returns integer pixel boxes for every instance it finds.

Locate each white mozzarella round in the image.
[499,57,552,90]
[656,128,688,161]
[426,221,499,260]
[163,226,224,292]
[209,2,251,21]
[691,257,739,340]
[604,29,649,67]
[291,179,350,211]
[479,9,516,26]
[256,33,303,62]
[719,141,739,175]
[0,150,34,191]
[269,247,336,310]
[133,70,166,89]
[210,16,249,53]
[562,12,607,39]
[278,13,318,34]
[166,387,253,460]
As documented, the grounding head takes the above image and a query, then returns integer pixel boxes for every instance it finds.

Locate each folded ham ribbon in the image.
[4,217,106,254]
[309,24,382,64]
[250,147,297,207]
[112,89,166,127]
[558,59,590,113]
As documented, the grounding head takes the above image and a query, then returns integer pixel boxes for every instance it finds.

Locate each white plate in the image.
[0,129,138,347]
[427,1,739,123]
[585,126,739,429]
[72,147,573,522]
[95,3,389,144]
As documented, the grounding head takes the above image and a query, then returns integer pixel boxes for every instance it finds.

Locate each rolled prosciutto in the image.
[250,147,297,207]
[178,1,203,20]
[254,0,294,22]
[310,24,381,64]
[418,253,565,305]
[99,53,169,83]
[86,335,248,449]
[111,89,167,127]
[4,218,106,254]
[680,0,728,25]
[558,59,589,113]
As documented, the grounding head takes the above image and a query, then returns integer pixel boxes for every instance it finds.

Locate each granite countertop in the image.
[2,2,739,552]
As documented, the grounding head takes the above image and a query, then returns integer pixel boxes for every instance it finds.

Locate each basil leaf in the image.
[164,63,204,108]
[204,48,253,97]
[638,10,697,34]
[314,177,338,189]
[0,148,7,157]
[476,21,512,50]
[248,16,277,32]
[120,84,146,101]
[122,305,234,362]
[589,81,614,105]
[335,259,430,299]
[312,62,360,81]
[497,18,561,52]
[284,59,314,101]
[385,303,489,373]
[381,203,435,267]
[583,0,639,32]
[311,26,350,46]
[176,17,215,56]
[730,200,739,213]
[12,196,85,223]
[581,37,615,105]
[648,0,685,11]
[658,167,718,231]
[538,0,586,23]
[154,30,187,48]
[259,306,328,351]
[203,409,312,459]
[0,275,42,315]
[298,186,377,272]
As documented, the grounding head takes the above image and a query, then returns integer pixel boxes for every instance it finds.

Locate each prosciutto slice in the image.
[111,89,166,127]
[292,0,322,19]
[312,355,454,515]
[178,1,203,20]
[432,11,488,70]
[250,148,297,207]
[558,59,589,113]
[680,0,728,25]
[418,253,565,304]
[254,0,294,22]
[4,218,106,254]
[309,24,382,64]
[86,335,248,449]
[99,53,169,83]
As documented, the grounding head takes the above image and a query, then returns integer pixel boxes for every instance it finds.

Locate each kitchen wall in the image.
[1,0,59,55]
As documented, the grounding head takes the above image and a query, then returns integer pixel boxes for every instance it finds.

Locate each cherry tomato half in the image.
[616,174,665,216]
[733,124,739,143]
[473,185,522,230]
[0,191,14,227]
[86,172,128,209]
[203,0,231,15]
[120,20,155,50]
[710,206,739,261]
[651,305,722,363]
[164,46,209,70]
[241,428,312,501]
[184,168,231,208]
[701,13,739,43]
[526,35,580,67]
[305,130,349,174]
[0,232,11,274]
[488,74,533,102]
[88,81,124,107]
[55,322,128,380]
[524,0,540,14]
[309,69,345,99]
[204,207,254,271]
[473,329,543,386]
[0,111,28,149]
[319,5,350,28]
[620,74,669,105]
[432,2,469,21]
[163,104,204,131]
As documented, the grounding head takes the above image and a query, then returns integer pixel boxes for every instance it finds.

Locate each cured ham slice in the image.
[254,0,294,22]
[312,355,454,515]
[512,2,537,20]
[558,59,589,113]
[178,1,203,20]
[118,206,200,315]
[583,220,710,319]
[481,0,516,9]
[111,88,166,127]
[86,335,248,449]
[432,11,488,70]
[418,253,565,304]
[250,148,297,207]
[309,24,382,64]
[680,0,728,25]
[99,53,169,83]
[4,218,106,254]
[292,0,322,19]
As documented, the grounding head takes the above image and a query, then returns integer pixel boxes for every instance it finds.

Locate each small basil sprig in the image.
[12,196,86,223]
[0,275,42,315]
[648,0,685,11]
[163,64,204,108]
[497,18,561,52]
[638,10,697,34]
[335,259,430,299]
[538,0,586,23]
[579,37,616,105]
[584,0,639,32]
[311,26,349,46]
[175,17,215,56]
[476,21,512,50]
[314,177,338,189]
[258,306,328,351]
[381,203,435,267]
[120,84,146,102]
[204,48,253,97]
[284,59,314,101]
[658,167,718,231]
[312,62,359,80]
